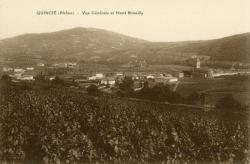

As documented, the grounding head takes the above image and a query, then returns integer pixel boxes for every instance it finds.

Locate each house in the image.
[167,77,178,82]
[49,76,56,81]
[66,62,77,68]
[147,75,155,79]
[20,71,37,80]
[192,68,214,78]
[100,78,116,85]
[88,73,104,80]
[73,76,88,83]
[19,75,34,81]
[14,68,25,73]
[52,63,67,68]
[88,76,97,80]
[37,63,45,67]
[95,73,104,79]
[116,73,123,76]
[178,72,184,78]
[26,67,34,71]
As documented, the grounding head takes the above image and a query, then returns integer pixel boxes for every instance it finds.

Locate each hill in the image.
[148,33,250,63]
[0,27,249,66]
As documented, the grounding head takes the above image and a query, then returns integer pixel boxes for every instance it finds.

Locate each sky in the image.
[0,0,250,41]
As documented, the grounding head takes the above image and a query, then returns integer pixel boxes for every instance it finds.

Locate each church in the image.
[183,57,214,78]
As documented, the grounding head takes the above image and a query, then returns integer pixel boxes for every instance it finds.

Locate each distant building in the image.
[95,73,104,79]
[116,73,123,76]
[20,71,36,80]
[88,76,97,80]
[101,78,116,85]
[66,62,77,68]
[192,68,214,78]
[37,63,45,67]
[26,67,34,71]
[52,63,67,68]
[182,57,214,78]
[14,68,25,73]
[146,75,155,79]
[19,75,34,81]
[178,72,184,78]
[196,57,201,69]
[73,75,88,83]
[192,57,213,78]
[49,77,55,81]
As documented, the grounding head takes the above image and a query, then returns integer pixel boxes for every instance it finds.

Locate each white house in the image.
[49,77,56,81]
[101,78,116,85]
[66,62,77,68]
[116,73,123,76]
[14,68,25,73]
[147,75,155,79]
[26,67,34,71]
[95,73,104,79]
[167,77,178,82]
[88,76,97,80]
[178,72,184,78]
[37,63,45,67]
[19,75,34,81]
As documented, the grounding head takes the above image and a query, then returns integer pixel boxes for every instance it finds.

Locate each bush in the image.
[87,84,99,96]
[119,76,134,92]
[137,83,183,103]
[51,76,64,85]
[0,88,249,163]
[186,91,200,104]
[216,94,243,112]
[1,74,11,82]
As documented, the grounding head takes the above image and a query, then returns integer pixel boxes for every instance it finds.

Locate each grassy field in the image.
[176,76,250,106]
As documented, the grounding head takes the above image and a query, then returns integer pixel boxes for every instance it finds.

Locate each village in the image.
[1,57,250,99]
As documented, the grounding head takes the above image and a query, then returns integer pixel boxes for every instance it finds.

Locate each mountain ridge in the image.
[0,27,249,65]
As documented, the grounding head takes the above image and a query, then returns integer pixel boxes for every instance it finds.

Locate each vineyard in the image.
[0,85,249,163]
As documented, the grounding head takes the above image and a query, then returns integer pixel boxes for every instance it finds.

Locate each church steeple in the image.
[196,57,200,69]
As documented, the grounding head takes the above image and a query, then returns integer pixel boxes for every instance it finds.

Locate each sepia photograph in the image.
[0,0,250,163]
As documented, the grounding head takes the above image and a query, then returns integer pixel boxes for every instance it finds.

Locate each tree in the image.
[35,73,46,82]
[119,76,134,92]
[1,74,11,82]
[87,84,99,96]
[51,76,64,85]
[138,83,183,103]
[0,74,12,102]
